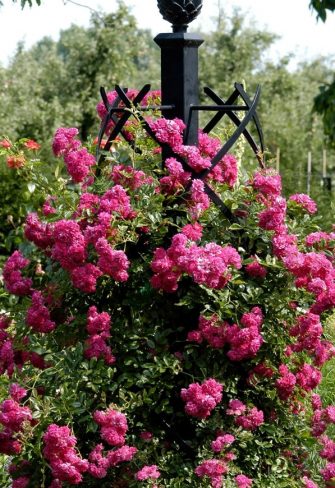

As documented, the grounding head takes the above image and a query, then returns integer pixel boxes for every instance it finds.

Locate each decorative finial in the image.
[157,0,203,32]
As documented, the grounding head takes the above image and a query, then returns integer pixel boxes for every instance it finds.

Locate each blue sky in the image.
[0,0,334,67]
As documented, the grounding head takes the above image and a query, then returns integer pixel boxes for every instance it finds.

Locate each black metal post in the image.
[155,1,204,159]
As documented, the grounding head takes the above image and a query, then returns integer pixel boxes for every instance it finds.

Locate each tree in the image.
[0,3,159,143]
[310,0,335,21]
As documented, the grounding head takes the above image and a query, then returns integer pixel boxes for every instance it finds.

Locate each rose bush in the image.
[1,90,335,487]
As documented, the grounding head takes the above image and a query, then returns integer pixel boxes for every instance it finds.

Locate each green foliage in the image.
[310,0,335,21]
[314,76,335,147]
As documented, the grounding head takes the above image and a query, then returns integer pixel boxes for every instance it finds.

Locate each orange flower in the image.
[6,155,26,169]
[24,139,41,150]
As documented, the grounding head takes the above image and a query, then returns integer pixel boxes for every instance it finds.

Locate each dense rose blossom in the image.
[24,213,54,249]
[100,185,134,219]
[296,364,322,392]
[87,444,109,478]
[235,407,264,431]
[3,251,32,296]
[95,238,129,281]
[110,164,153,190]
[181,379,223,419]
[181,222,203,241]
[9,384,27,403]
[42,196,57,216]
[276,364,296,401]
[258,196,287,233]
[289,193,317,214]
[320,435,335,461]
[151,233,241,292]
[84,306,115,365]
[93,409,128,446]
[272,233,298,259]
[0,331,15,376]
[6,155,26,169]
[0,387,32,456]
[290,313,323,354]
[106,445,137,466]
[0,316,15,376]
[43,424,88,485]
[189,179,210,219]
[188,315,228,348]
[311,409,327,437]
[12,477,30,488]
[305,231,335,248]
[209,154,238,187]
[235,474,253,488]
[225,308,263,361]
[26,291,56,333]
[160,157,191,194]
[64,148,96,183]
[321,462,335,482]
[247,363,274,385]
[176,144,211,173]
[51,220,87,271]
[135,465,161,481]
[198,131,220,157]
[312,394,322,411]
[211,434,235,452]
[245,257,267,279]
[252,170,282,198]
[195,459,227,488]
[70,264,102,293]
[149,117,185,149]
[52,128,81,157]
[226,399,247,416]
[323,406,335,424]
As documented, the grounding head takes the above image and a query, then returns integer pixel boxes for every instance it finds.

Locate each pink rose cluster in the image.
[253,170,335,321]
[3,250,32,296]
[43,424,89,485]
[43,408,137,484]
[245,256,267,279]
[211,433,235,453]
[187,307,264,362]
[26,291,56,333]
[308,396,335,484]
[135,464,161,481]
[289,193,317,214]
[0,385,32,457]
[88,408,137,478]
[150,118,238,187]
[226,400,264,431]
[52,128,95,183]
[181,378,223,419]
[275,362,322,402]
[93,408,128,446]
[0,315,15,376]
[195,459,228,488]
[84,306,115,365]
[151,232,241,293]
[110,164,153,190]
[22,186,132,295]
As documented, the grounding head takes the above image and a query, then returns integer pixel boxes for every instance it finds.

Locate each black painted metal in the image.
[154,32,204,156]
[157,0,203,32]
[97,0,267,221]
